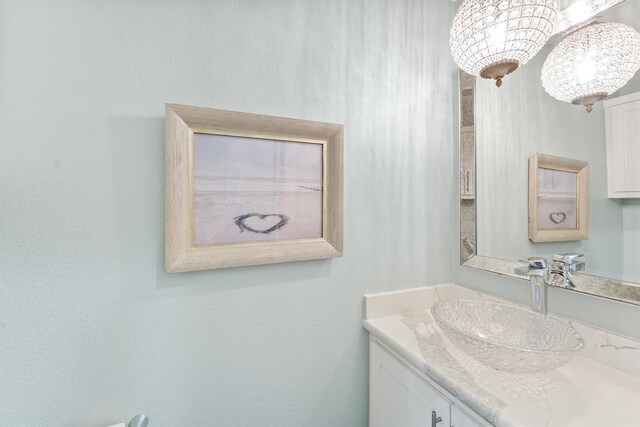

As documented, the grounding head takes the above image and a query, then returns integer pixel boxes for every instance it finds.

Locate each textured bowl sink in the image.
[431,299,584,373]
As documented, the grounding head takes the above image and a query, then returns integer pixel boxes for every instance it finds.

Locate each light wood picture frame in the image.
[528,153,588,242]
[165,104,343,273]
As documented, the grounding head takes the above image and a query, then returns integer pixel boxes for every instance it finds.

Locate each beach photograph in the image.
[536,167,578,229]
[193,133,324,245]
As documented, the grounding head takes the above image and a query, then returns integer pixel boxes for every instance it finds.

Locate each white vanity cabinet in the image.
[604,91,640,198]
[369,338,489,427]
[450,406,485,427]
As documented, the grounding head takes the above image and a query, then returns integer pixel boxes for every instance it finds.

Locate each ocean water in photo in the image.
[194,177,323,245]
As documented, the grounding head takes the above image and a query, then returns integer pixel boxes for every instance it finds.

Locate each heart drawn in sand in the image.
[234,213,289,234]
[549,212,567,224]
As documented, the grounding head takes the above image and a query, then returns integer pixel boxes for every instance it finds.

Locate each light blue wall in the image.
[0,1,457,426]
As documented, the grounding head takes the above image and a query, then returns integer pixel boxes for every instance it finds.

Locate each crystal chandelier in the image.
[450,0,559,87]
[541,22,640,112]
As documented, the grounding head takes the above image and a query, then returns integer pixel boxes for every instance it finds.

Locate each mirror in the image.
[459,0,640,305]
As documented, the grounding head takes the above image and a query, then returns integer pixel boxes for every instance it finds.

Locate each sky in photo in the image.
[537,168,577,197]
[194,133,323,182]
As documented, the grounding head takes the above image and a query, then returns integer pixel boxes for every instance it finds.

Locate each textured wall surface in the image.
[0,1,456,426]
[623,200,640,282]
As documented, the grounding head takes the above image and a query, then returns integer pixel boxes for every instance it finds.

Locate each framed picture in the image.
[528,153,588,242]
[165,104,343,272]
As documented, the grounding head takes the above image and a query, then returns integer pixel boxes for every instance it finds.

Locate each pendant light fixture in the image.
[541,21,640,112]
[450,0,560,87]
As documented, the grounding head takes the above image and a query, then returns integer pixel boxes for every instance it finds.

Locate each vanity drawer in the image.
[369,339,451,427]
[368,338,491,427]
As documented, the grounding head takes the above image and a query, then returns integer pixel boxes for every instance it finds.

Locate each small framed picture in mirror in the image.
[528,153,588,242]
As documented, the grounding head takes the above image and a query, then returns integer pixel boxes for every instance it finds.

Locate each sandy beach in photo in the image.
[193,134,323,245]
[537,168,578,229]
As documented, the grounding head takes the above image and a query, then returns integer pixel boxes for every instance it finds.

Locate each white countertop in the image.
[363,284,640,427]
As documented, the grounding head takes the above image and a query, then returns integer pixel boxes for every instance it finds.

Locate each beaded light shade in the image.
[450,0,559,87]
[541,22,640,112]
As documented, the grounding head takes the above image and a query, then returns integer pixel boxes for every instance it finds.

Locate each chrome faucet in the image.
[514,256,549,314]
[514,253,585,315]
[548,253,585,289]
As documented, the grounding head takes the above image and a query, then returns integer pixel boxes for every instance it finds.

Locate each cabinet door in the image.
[606,97,640,197]
[451,405,486,427]
[370,340,451,427]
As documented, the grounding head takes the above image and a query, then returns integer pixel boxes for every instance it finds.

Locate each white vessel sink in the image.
[431,299,584,373]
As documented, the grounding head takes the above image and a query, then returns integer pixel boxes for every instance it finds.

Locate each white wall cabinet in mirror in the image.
[604,91,640,198]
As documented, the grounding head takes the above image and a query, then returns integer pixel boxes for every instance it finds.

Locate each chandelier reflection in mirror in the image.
[542,21,640,112]
[450,0,559,87]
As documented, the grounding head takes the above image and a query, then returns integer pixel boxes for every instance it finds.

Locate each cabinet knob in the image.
[431,410,442,427]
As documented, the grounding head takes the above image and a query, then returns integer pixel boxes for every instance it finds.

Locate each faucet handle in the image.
[519,257,547,269]
[515,257,547,277]
[553,253,584,265]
